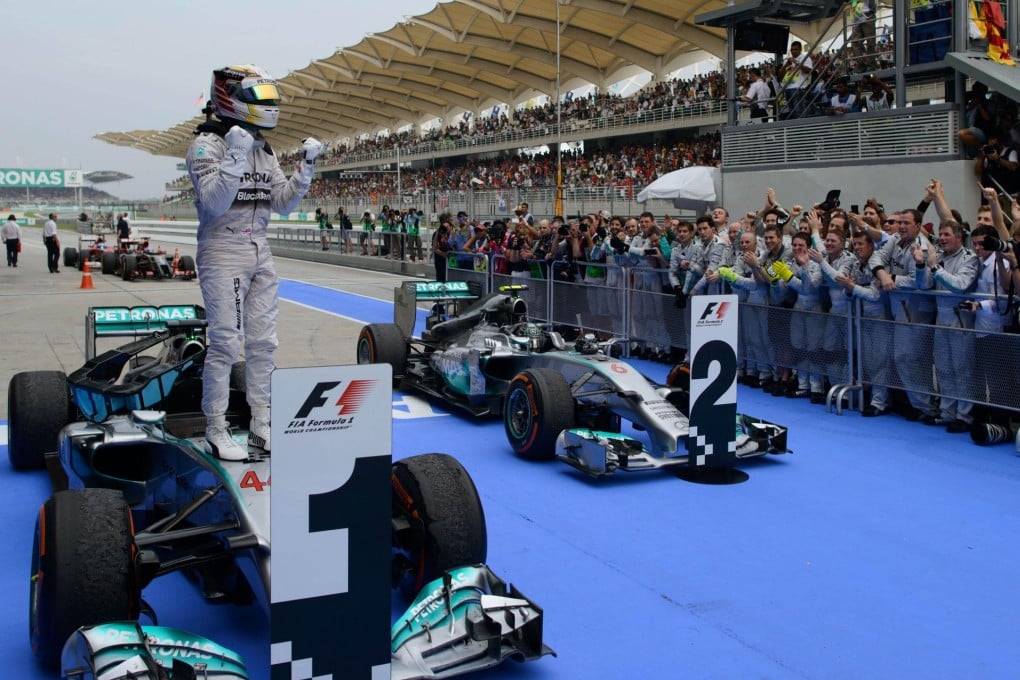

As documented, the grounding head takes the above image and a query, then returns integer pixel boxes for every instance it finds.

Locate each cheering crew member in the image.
[187,65,321,460]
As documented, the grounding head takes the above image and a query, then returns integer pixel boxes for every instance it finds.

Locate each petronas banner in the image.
[0,169,83,188]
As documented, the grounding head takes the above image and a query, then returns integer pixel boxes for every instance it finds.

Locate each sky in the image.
[0,0,440,201]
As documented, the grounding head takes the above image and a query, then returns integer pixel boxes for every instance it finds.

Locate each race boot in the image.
[205,417,247,461]
[249,406,271,453]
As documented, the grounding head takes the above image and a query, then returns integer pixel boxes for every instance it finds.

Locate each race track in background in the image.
[2,278,1020,679]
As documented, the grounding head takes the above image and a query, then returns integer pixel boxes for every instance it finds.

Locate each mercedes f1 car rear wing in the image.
[394,281,483,338]
[86,305,205,360]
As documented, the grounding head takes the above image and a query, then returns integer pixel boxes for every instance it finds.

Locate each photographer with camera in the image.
[975,129,1019,199]
[965,216,1019,431]
[504,218,531,279]
[549,219,584,285]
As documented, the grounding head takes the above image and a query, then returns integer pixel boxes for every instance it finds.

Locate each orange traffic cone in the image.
[80,260,94,289]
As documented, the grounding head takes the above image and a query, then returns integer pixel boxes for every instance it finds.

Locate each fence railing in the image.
[315,101,728,170]
[721,105,958,168]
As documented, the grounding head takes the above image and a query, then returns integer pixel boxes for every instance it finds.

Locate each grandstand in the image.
[0,186,123,208]
[101,0,1016,225]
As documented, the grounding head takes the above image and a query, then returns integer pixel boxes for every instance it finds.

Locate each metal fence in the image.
[444,258,1019,417]
[720,105,958,168]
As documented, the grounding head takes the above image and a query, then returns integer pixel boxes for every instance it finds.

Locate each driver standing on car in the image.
[187,64,321,460]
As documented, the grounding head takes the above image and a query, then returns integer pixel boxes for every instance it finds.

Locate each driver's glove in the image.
[302,137,323,162]
[225,125,254,156]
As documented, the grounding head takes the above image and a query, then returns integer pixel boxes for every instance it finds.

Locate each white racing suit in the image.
[186,120,313,421]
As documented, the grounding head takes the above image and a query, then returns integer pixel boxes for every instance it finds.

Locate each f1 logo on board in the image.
[287,379,378,434]
[696,301,731,327]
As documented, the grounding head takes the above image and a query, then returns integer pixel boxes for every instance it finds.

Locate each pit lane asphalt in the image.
[0,228,400,417]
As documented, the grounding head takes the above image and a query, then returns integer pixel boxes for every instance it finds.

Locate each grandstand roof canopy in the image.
[84,170,132,183]
[96,0,831,159]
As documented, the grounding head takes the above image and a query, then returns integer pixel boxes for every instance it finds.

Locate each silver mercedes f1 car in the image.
[9,304,552,678]
[357,281,789,476]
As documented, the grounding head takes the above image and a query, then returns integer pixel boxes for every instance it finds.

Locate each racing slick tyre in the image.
[101,250,118,275]
[665,363,691,413]
[62,247,78,268]
[504,368,576,461]
[121,254,137,281]
[357,323,406,386]
[391,453,487,601]
[178,254,196,280]
[8,371,75,470]
[30,488,139,669]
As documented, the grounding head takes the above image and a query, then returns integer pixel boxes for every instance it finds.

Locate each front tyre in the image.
[356,323,406,386]
[504,368,575,460]
[30,489,139,669]
[8,371,75,470]
[391,453,487,601]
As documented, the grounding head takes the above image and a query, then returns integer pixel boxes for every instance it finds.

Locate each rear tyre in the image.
[101,251,118,275]
[178,255,196,280]
[121,254,137,281]
[30,489,138,669]
[504,368,575,460]
[391,453,487,601]
[62,247,78,267]
[356,323,406,386]
[8,371,74,470]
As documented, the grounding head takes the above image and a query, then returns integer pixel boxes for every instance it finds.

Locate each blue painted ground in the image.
[2,279,1019,679]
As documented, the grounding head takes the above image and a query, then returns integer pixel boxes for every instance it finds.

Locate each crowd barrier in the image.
[272,226,432,261]
[129,222,1020,420]
[445,255,1020,418]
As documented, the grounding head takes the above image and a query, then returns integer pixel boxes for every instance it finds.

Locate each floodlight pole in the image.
[555,0,564,218]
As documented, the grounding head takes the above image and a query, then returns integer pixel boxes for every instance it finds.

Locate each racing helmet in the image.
[210,65,280,130]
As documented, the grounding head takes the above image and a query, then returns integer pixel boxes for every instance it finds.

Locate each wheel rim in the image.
[506,385,533,440]
[356,336,373,364]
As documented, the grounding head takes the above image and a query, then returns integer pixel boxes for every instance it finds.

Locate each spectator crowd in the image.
[426,176,1020,447]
